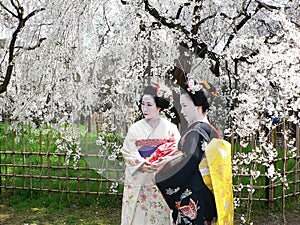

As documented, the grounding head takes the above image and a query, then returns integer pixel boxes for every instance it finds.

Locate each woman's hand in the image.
[153,152,183,174]
[151,159,169,184]
[139,161,157,173]
[152,158,168,173]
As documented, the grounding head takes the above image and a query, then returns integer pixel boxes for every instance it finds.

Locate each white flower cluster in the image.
[186,80,202,94]
[109,182,119,193]
[54,126,81,167]
[154,82,173,99]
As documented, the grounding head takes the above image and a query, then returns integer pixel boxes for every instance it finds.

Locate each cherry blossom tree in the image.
[0,0,299,223]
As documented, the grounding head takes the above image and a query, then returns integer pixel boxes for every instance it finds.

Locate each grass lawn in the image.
[0,191,122,225]
[0,191,300,225]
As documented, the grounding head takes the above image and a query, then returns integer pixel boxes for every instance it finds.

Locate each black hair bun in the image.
[143,84,170,110]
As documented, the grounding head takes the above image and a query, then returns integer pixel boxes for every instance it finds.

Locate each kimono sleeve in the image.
[156,130,205,186]
[121,126,146,175]
[170,123,181,143]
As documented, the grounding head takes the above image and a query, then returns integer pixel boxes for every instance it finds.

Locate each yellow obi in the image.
[199,138,234,225]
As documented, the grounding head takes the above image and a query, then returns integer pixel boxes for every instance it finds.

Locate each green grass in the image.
[0,190,122,225]
[234,195,300,224]
[0,190,299,225]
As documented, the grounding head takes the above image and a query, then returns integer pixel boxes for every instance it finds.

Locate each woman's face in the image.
[180,94,198,123]
[141,95,160,119]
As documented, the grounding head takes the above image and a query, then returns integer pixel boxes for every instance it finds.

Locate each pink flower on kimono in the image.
[135,159,140,164]
[127,184,132,189]
[150,214,156,221]
[141,205,147,211]
[153,193,158,199]
[141,193,147,201]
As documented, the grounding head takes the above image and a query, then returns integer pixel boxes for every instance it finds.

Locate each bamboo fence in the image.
[231,122,300,206]
[0,120,124,198]
[0,118,299,206]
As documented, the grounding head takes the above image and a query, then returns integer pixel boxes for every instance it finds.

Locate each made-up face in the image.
[141,95,160,119]
[180,93,199,124]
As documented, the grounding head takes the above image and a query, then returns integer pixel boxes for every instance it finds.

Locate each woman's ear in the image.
[196,106,203,114]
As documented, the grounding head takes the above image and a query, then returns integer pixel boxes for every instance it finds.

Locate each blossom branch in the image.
[0,1,45,94]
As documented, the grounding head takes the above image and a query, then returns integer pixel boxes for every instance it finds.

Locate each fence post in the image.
[266,129,276,208]
[295,124,300,197]
[282,121,288,224]
[12,126,16,194]
[0,122,2,194]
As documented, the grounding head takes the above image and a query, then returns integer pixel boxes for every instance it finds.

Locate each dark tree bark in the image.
[0,2,45,94]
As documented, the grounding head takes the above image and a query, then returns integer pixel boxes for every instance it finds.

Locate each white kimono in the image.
[121,117,180,225]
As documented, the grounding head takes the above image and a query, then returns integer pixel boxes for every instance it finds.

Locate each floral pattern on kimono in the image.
[175,189,200,224]
[121,117,180,225]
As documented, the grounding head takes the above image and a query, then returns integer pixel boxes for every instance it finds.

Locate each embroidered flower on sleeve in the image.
[180,189,192,200]
[166,187,180,195]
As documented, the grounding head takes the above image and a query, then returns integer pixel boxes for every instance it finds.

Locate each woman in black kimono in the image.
[155,80,219,225]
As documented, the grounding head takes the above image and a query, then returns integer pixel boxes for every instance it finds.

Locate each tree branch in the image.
[24,7,45,21]
[10,0,20,12]
[255,0,282,10]
[0,4,45,94]
[175,2,191,19]
[98,5,111,52]
[0,1,17,17]
[120,0,129,5]
[15,38,47,50]
[143,0,183,30]
[143,0,215,58]
[142,0,221,78]
[222,4,262,51]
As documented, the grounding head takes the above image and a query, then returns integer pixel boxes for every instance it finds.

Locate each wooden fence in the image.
[0,119,299,205]
[231,122,300,206]
[0,121,125,197]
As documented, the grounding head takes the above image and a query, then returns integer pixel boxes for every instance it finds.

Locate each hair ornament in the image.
[200,81,218,97]
[187,80,202,94]
[153,82,172,99]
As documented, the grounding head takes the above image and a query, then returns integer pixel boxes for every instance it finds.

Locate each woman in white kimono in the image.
[121,83,180,225]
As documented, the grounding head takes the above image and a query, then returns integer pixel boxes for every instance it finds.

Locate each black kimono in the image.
[155,122,219,225]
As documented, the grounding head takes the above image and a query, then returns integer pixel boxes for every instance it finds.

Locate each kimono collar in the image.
[145,115,161,129]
